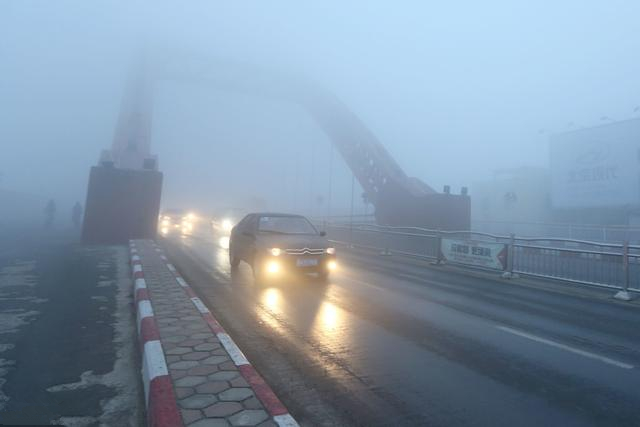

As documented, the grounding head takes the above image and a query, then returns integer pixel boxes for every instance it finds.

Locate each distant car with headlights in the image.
[229,213,336,282]
[159,209,195,235]
[210,208,246,235]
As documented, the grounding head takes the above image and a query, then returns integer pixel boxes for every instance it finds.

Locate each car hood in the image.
[255,233,330,250]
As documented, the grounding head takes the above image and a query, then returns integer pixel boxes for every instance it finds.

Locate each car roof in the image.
[250,212,308,218]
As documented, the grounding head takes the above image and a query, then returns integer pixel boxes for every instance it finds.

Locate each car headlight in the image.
[326,247,336,255]
[222,219,233,232]
[266,260,280,273]
[270,248,282,256]
[161,219,169,226]
[327,260,338,271]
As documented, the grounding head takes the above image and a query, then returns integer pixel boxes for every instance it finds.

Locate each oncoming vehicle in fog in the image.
[229,213,337,283]
[159,209,196,235]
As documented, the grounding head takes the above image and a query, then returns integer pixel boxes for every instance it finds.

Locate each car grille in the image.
[285,248,325,255]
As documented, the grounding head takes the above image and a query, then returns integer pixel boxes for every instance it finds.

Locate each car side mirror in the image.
[319,231,326,237]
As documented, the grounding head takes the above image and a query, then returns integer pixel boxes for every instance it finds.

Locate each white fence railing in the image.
[324,222,639,298]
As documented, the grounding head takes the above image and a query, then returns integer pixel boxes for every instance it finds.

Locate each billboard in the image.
[550,119,640,208]
[440,238,507,271]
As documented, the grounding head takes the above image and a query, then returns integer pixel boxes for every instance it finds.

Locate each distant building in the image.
[472,167,551,234]
[550,117,640,226]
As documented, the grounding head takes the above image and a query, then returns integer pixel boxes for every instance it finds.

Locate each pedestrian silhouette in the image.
[44,199,56,229]
[72,202,83,228]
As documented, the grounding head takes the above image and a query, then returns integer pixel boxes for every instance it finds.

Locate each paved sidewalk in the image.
[133,240,295,427]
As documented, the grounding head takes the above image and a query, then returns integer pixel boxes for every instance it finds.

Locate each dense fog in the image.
[1,1,639,226]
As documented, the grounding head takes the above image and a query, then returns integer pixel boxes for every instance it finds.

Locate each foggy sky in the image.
[1,1,639,218]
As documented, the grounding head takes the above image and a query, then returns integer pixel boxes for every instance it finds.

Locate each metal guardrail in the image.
[324,222,639,296]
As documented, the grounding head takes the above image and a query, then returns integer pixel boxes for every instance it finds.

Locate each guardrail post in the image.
[501,233,519,279]
[431,230,444,265]
[614,240,631,301]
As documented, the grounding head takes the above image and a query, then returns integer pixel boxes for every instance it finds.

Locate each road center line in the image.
[496,325,634,369]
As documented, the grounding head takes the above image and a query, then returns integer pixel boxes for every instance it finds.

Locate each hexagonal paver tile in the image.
[242,397,262,410]
[181,408,203,424]
[218,388,253,402]
[230,377,249,388]
[166,346,192,355]
[175,387,195,399]
[180,339,205,347]
[170,360,200,370]
[182,351,210,361]
[196,381,230,394]
[179,393,218,409]
[229,409,269,426]
[175,376,207,387]
[171,370,187,380]
[208,371,239,381]
[194,342,219,351]
[164,335,188,343]
[204,401,243,417]
[218,361,236,371]
[166,355,181,363]
[211,349,228,356]
[202,355,229,365]
[190,419,230,427]
[256,421,277,427]
[188,365,219,376]
[191,332,213,339]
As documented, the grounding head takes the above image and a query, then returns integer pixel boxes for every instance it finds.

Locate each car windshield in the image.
[258,216,317,235]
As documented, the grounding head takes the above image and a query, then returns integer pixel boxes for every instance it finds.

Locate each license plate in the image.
[296,258,318,267]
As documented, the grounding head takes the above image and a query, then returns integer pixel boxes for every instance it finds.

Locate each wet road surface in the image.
[161,228,640,427]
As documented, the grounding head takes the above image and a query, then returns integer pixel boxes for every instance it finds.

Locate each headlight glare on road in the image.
[327,260,337,271]
[266,260,280,274]
[270,248,282,256]
[161,219,169,226]
[326,247,336,255]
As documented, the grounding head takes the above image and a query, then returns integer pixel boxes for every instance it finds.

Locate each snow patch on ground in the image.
[97,280,114,288]
[0,259,40,411]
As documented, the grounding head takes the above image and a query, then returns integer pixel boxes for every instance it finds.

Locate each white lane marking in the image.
[131,255,140,262]
[496,326,634,370]
[160,255,168,261]
[166,263,176,272]
[133,264,143,274]
[217,333,249,366]
[137,300,154,334]
[190,297,209,314]
[274,414,300,427]
[176,277,188,288]
[134,278,147,292]
[142,340,168,406]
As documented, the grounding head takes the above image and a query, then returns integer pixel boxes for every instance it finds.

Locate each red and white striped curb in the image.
[151,241,299,427]
[130,241,184,427]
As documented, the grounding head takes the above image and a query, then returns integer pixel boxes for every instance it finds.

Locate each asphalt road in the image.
[0,226,141,426]
[161,226,640,427]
